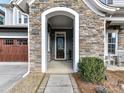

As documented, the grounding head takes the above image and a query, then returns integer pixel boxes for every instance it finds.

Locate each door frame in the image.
[55,32,66,60]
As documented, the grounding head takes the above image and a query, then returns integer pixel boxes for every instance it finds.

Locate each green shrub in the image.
[78,57,105,84]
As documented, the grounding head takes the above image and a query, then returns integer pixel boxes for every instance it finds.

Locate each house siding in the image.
[29,0,104,72]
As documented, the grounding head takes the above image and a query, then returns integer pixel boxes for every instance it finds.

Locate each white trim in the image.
[55,32,66,60]
[0,36,28,38]
[29,0,35,6]
[41,7,79,72]
[105,17,124,21]
[105,29,118,55]
[93,0,119,12]
[16,9,28,25]
[83,0,105,17]
[104,19,106,65]
[17,0,23,5]
[0,62,28,65]
[83,0,119,16]
[9,0,13,4]
[23,14,30,77]
[21,14,24,24]
[42,11,48,72]
[48,33,50,52]
[29,0,119,15]
[13,7,17,25]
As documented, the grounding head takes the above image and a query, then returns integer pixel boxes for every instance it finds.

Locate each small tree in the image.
[78,57,105,84]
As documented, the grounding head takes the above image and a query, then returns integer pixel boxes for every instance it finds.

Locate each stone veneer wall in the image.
[29,0,104,72]
[118,29,124,50]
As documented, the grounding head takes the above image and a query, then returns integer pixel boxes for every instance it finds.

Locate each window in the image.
[108,33,116,54]
[24,16,28,23]
[100,0,107,4]
[107,0,113,4]
[18,12,22,24]
[16,39,28,45]
[0,16,4,25]
[100,0,113,4]
[4,39,14,45]
[17,10,28,24]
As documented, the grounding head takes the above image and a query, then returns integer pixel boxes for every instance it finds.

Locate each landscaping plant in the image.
[78,57,105,84]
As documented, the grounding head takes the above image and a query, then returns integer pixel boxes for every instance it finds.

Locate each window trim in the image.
[18,11,22,24]
[100,0,113,4]
[17,10,28,24]
[24,15,28,24]
[106,30,118,55]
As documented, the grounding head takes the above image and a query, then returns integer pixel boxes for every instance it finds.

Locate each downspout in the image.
[23,13,30,78]
[104,19,107,66]
[12,2,30,77]
[104,14,113,67]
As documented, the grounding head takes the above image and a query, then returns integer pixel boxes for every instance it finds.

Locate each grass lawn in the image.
[73,71,124,93]
[7,72,45,93]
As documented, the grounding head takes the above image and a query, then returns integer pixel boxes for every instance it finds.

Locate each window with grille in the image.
[108,33,116,54]
[24,16,28,23]
[100,0,113,4]
[18,12,22,24]
[16,39,27,45]
[4,39,14,45]
[108,0,113,4]
[0,17,4,25]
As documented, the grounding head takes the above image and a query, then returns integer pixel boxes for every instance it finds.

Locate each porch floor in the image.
[47,60,74,73]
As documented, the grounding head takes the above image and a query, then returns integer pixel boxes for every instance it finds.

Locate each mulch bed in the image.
[73,71,124,93]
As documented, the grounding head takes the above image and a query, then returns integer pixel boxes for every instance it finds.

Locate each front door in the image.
[55,32,66,60]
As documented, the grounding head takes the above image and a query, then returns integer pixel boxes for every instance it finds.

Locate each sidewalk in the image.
[37,74,80,93]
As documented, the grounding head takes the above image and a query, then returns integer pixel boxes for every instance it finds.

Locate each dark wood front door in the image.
[56,35,65,59]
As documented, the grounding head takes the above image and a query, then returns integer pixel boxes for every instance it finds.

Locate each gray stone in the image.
[120,84,124,90]
[96,86,107,93]
[31,29,39,35]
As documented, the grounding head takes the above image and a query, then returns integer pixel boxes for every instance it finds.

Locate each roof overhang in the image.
[3,0,29,14]
[0,4,13,8]
[0,25,28,29]
[16,0,29,14]
[83,0,120,16]
[3,0,121,16]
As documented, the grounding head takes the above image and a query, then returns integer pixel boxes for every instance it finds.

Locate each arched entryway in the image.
[42,7,79,73]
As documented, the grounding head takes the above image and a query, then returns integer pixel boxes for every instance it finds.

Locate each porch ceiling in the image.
[48,15,73,29]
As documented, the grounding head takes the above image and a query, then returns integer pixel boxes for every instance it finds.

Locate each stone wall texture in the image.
[29,0,104,72]
[118,29,124,50]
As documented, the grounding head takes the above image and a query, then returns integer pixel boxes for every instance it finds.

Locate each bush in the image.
[78,57,105,84]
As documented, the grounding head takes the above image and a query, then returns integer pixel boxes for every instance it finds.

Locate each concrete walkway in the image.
[47,61,74,73]
[37,74,80,93]
[44,75,74,93]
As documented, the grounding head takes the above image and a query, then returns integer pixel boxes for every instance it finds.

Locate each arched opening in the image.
[42,7,79,73]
